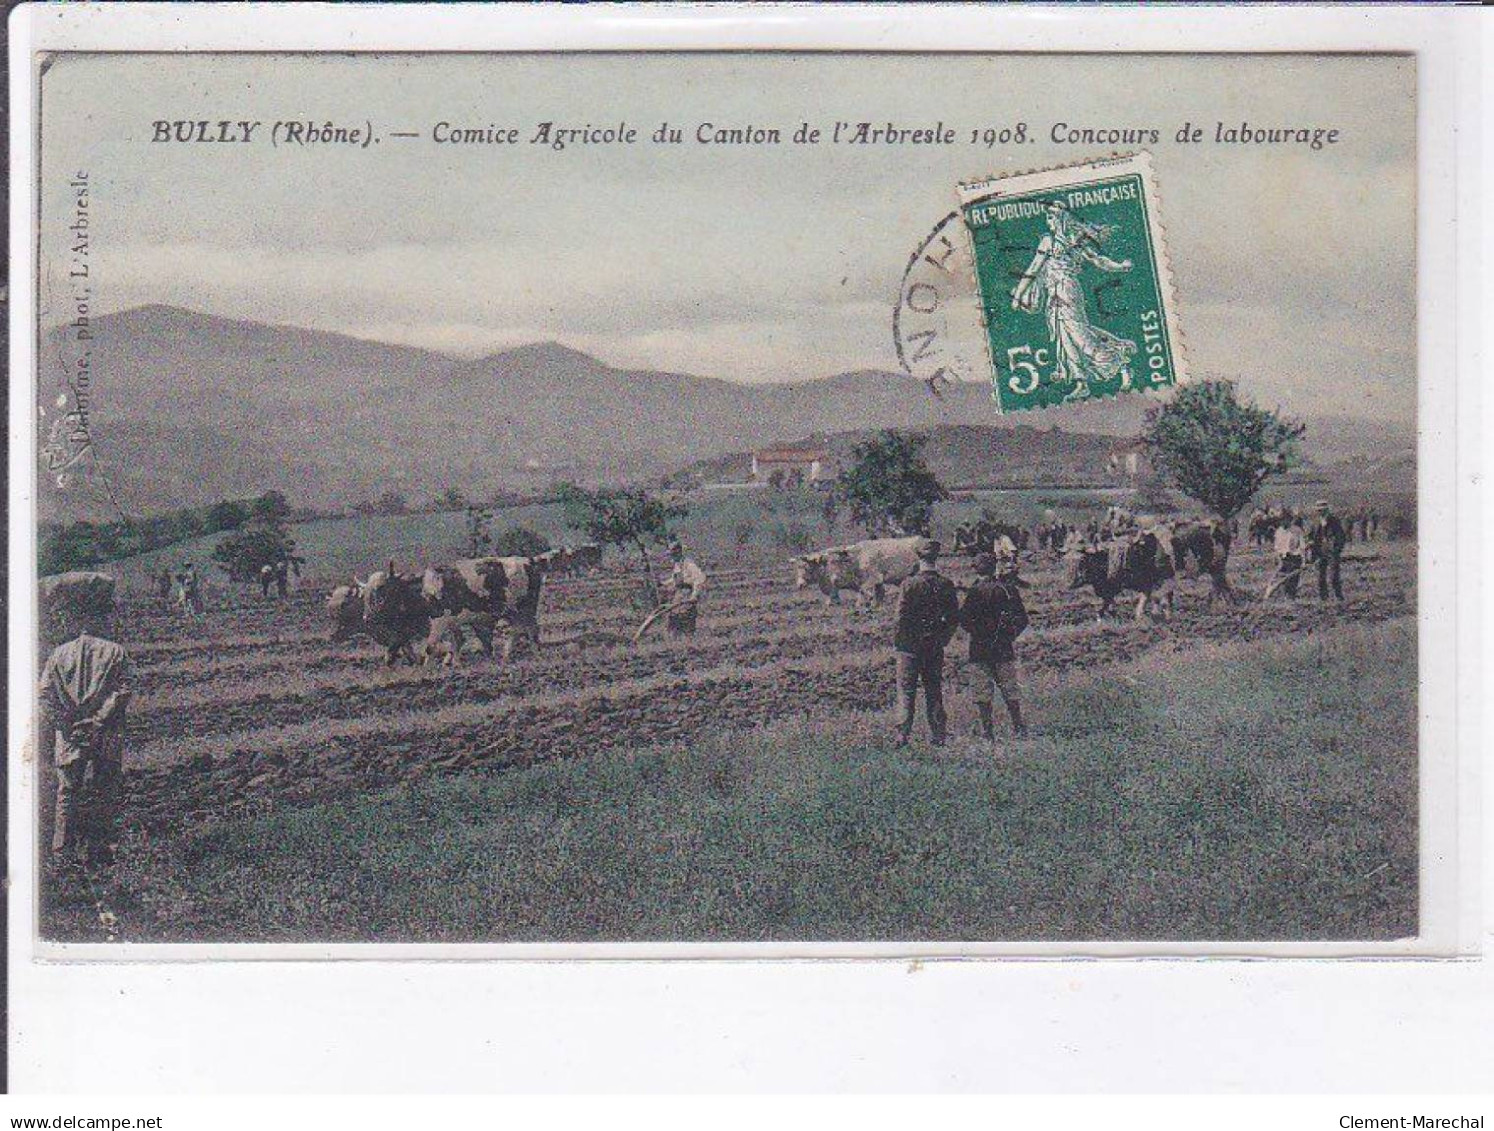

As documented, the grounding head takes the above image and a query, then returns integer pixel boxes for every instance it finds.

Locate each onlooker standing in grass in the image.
[39,602,132,867]
[960,549,1030,744]
[893,538,960,748]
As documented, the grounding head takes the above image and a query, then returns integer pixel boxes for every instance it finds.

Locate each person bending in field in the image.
[663,541,707,636]
[960,549,1030,744]
[38,603,132,867]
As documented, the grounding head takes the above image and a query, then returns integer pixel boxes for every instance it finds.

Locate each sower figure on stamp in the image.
[960,549,1030,745]
[38,598,131,867]
[1308,500,1347,603]
[893,538,960,748]
[1010,201,1136,402]
[664,541,707,636]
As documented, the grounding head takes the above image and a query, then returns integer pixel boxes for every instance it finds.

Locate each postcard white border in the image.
[7,1,1489,1092]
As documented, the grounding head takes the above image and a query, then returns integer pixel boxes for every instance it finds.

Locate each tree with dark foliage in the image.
[210,515,304,584]
[836,430,947,537]
[558,483,686,605]
[1143,380,1304,590]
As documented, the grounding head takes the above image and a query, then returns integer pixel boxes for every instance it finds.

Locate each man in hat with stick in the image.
[960,548,1030,744]
[38,577,132,867]
[893,538,960,748]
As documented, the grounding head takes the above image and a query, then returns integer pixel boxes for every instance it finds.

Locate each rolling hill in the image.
[40,305,1412,520]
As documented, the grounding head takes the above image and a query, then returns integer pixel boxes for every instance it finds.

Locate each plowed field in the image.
[110,539,1415,833]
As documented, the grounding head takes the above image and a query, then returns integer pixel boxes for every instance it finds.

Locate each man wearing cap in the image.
[960,549,1030,743]
[38,604,131,866]
[1307,500,1347,603]
[893,538,961,747]
[663,541,707,636]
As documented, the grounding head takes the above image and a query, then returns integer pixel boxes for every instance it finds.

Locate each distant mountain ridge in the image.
[40,305,1413,520]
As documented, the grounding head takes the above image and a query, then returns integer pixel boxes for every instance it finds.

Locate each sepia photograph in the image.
[27,48,1424,949]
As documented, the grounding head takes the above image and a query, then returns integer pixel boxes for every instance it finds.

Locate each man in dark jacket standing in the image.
[960,550,1030,742]
[1308,499,1347,603]
[894,539,961,747]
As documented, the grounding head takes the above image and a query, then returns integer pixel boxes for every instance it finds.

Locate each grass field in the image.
[47,617,1416,944]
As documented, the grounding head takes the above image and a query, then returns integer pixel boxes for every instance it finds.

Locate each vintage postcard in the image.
[15,38,1458,959]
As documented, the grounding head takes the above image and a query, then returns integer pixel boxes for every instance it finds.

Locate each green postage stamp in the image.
[959,153,1186,413]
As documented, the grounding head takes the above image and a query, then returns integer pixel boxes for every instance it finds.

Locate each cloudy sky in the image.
[39,52,1415,422]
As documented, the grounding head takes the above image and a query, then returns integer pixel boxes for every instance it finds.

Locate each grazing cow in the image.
[328,567,430,665]
[795,536,922,607]
[1064,531,1177,620]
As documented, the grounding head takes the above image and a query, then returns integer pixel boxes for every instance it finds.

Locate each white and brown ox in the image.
[795,536,922,607]
[421,554,547,661]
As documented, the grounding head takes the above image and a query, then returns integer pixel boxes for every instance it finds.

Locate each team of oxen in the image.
[795,507,1231,621]
[328,543,601,666]
[327,508,1231,667]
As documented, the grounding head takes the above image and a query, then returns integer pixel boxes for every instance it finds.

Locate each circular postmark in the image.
[892,209,986,397]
